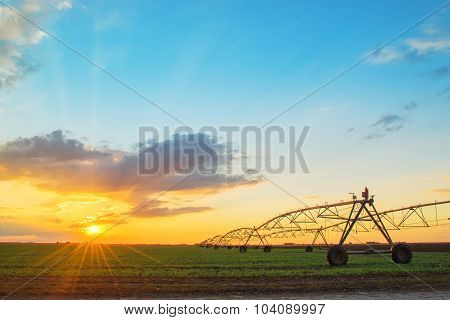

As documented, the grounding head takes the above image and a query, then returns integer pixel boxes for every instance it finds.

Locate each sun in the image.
[84,225,102,235]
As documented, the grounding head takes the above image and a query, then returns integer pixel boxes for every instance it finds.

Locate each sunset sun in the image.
[83,225,102,236]
[0,0,450,306]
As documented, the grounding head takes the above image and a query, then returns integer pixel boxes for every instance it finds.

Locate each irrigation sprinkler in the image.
[201,187,450,266]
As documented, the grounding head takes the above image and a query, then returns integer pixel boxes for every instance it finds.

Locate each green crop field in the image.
[0,243,449,299]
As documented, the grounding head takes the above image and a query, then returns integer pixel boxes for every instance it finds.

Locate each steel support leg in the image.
[339,202,366,245]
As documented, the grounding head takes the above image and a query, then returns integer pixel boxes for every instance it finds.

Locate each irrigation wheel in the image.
[239,246,247,253]
[305,246,313,252]
[327,245,348,266]
[392,243,412,264]
[263,246,272,253]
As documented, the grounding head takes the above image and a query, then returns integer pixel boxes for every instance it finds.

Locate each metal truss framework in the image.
[201,188,450,250]
[200,228,269,248]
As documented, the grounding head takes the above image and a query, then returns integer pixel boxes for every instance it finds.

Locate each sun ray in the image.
[34,243,73,267]
[69,243,90,294]
[94,244,102,269]
[124,245,182,277]
[98,244,116,284]
[47,243,89,298]
[88,242,95,266]
[103,244,124,267]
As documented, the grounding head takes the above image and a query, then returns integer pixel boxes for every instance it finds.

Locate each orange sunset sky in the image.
[0,1,449,244]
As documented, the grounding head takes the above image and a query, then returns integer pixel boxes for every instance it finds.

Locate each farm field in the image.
[0,243,449,299]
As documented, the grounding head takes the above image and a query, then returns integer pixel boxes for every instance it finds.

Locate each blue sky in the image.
[1,0,449,145]
[3,0,449,170]
[1,1,448,133]
[0,0,449,242]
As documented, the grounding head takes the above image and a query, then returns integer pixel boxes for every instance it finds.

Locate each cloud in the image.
[0,36,40,91]
[367,46,404,64]
[371,114,406,132]
[135,206,212,218]
[363,133,386,140]
[56,1,72,11]
[0,222,65,241]
[0,1,72,91]
[0,28,40,90]
[437,85,450,99]
[346,127,355,133]
[431,188,450,194]
[0,130,261,218]
[0,130,109,163]
[366,26,450,65]
[70,212,127,229]
[405,38,450,55]
[43,216,63,224]
[364,114,407,140]
[423,25,441,35]
[0,4,46,44]
[403,101,418,111]
[0,213,14,219]
[421,66,450,79]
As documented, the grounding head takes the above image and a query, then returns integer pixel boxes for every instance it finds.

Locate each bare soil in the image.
[1,273,449,299]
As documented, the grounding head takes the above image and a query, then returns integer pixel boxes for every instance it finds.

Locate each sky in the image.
[0,0,449,244]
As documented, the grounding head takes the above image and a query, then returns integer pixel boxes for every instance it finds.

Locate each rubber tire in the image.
[263,246,272,253]
[239,246,247,253]
[305,246,313,252]
[327,245,348,266]
[392,243,412,264]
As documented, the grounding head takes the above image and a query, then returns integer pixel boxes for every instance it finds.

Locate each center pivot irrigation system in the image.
[200,188,450,266]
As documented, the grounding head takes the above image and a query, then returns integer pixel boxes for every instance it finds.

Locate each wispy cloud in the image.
[366,22,450,65]
[0,3,47,43]
[405,38,450,55]
[364,114,406,140]
[319,106,333,112]
[364,99,420,140]
[431,188,450,194]
[0,1,73,91]
[403,101,418,111]
[367,46,404,64]
[70,212,127,229]
[0,42,38,90]
[135,206,212,218]
[56,1,72,11]
[423,25,441,35]
[363,133,387,140]
[0,222,66,242]
[421,66,449,79]
[43,216,63,224]
[371,114,406,132]
[437,85,450,98]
